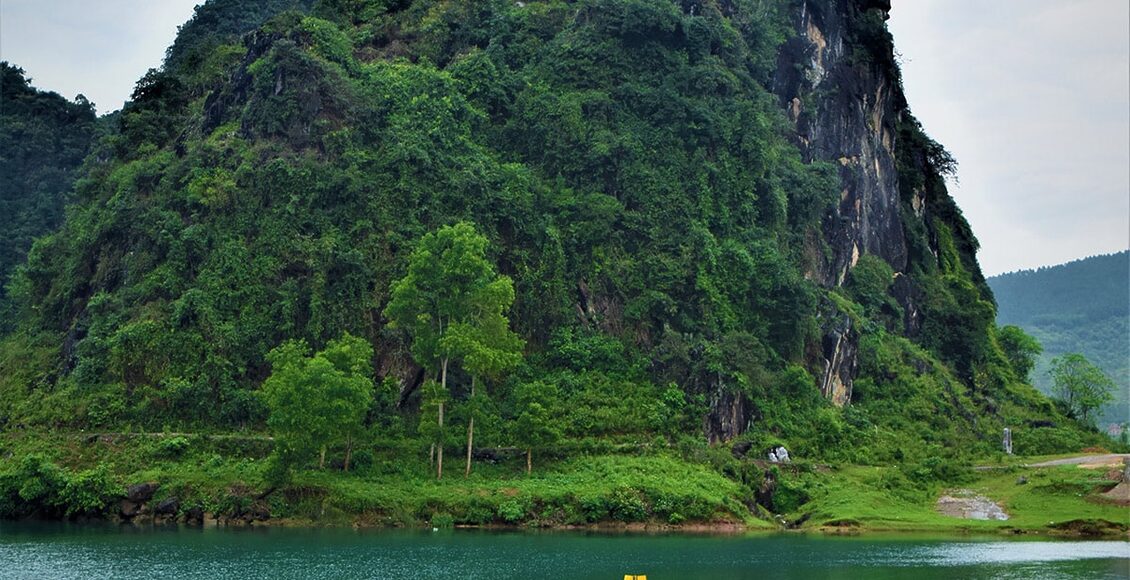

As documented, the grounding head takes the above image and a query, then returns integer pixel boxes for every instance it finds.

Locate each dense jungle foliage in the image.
[0,0,1109,521]
[989,251,1130,429]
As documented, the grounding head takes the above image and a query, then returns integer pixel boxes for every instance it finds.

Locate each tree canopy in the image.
[1048,353,1115,425]
[385,221,521,478]
[989,252,1129,427]
[513,380,563,475]
[261,333,374,470]
[998,325,1042,382]
[385,222,517,373]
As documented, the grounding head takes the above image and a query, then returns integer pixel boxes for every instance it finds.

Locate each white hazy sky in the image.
[1,0,199,114]
[887,0,1129,275]
[2,0,1128,276]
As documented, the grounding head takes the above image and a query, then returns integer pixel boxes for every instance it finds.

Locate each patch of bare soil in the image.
[936,489,1008,520]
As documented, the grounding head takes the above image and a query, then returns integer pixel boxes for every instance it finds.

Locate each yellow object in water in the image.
[623,576,647,580]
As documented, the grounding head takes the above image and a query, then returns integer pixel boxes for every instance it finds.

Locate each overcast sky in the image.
[887,0,1129,275]
[1,0,198,114]
[2,0,1128,276]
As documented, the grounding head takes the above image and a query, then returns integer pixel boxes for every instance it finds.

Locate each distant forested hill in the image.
[989,251,1130,428]
[0,63,99,329]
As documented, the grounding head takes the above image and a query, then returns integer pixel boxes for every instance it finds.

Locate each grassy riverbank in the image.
[787,462,1128,536]
[0,431,762,529]
[2,431,1126,536]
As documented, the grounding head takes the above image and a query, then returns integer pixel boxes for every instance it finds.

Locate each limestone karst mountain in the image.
[0,0,1098,461]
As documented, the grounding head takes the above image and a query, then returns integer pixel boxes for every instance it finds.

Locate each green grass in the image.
[789,465,954,530]
[973,465,1127,530]
[288,454,763,528]
[788,463,1128,534]
[0,431,762,528]
[2,431,1124,535]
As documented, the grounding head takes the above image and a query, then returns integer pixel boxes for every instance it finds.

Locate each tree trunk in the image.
[438,357,447,480]
[437,402,444,480]
[319,446,326,470]
[526,448,532,475]
[465,375,476,478]
[344,436,353,472]
[424,367,433,468]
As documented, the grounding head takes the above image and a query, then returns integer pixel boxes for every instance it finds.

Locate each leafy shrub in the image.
[580,495,609,522]
[85,384,129,428]
[770,470,812,514]
[60,465,120,516]
[1014,426,1089,456]
[454,499,495,525]
[347,448,374,472]
[430,512,454,528]
[903,454,973,486]
[497,499,526,523]
[651,493,675,519]
[607,487,647,522]
[847,255,896,316]
[0,455,119,518]
[12,454,68,514]
[155,436,191,459]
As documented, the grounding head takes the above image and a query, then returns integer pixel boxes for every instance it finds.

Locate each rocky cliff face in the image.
[775,0,904,287]
[772,0,920,407]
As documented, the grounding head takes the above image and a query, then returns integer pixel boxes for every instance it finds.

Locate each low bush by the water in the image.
[0,454,120,518]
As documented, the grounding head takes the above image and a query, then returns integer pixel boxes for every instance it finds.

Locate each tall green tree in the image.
[261,333,374,471]
[442,312,524,477]
[1048,353,1115,425]
[513,380,562,475]
[384,222,516,479]
[997,325,1042,381]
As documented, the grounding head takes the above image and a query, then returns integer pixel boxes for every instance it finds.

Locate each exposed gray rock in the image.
[936,490,1008,520]
[704,381,750,444]
[774,0,907,289]
[890,273,923,336]
[755,471,778,512]
[155,497,180,515]
[119,500,141,519]
[770,0,924,414]
[185,506,205,524]
[126,482,159,503]
[818,309,858,406]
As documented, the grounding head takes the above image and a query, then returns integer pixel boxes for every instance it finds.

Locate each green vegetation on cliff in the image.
[0,0,1112,529]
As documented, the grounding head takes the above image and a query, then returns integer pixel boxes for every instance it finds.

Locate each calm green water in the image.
[0,523,1127,579]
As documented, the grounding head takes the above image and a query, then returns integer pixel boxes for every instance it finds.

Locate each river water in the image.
[0,522,1127,579]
